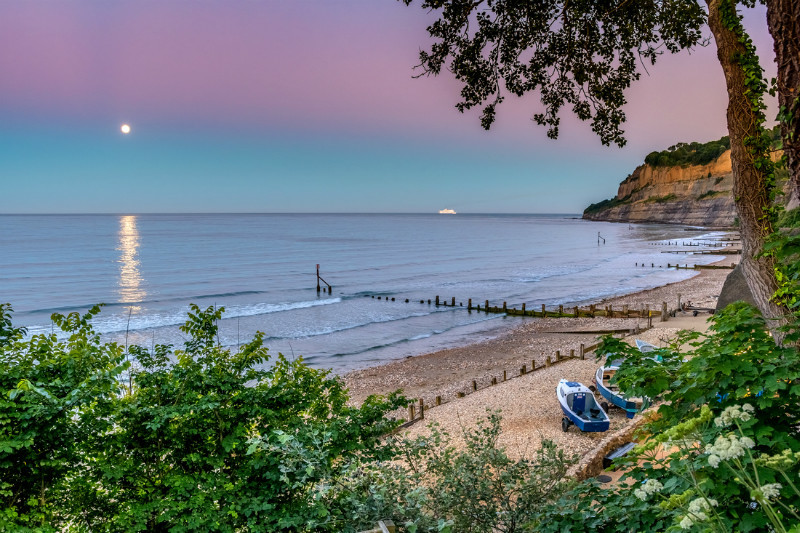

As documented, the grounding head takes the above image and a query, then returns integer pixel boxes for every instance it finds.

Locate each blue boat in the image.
[557,379,610,432]
[594,364,642,419]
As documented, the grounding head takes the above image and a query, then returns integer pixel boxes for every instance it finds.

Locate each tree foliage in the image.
[0,304,406,532]
[399,0,706,146]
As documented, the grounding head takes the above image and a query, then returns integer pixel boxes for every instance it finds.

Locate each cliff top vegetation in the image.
[643,126,781,168]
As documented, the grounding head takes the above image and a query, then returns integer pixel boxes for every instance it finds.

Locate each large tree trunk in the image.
[765,0,800,209]
[706,0,788,338]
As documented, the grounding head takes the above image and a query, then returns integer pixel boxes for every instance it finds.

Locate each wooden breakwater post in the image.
[452,297,456,306]
[435,395,442,406]
[545,355,552,367]
[541,304,546,318]
[408,404,415,421]
[661,302,668,322]
[435,295,440,306]
[522,303,526,314]
[316,264,332,294]
[521,364,527,375]
[570,349,575,359]
[472,380,478,391]
[580,343,585,360]
[418,398,425,420]
[556,350,561,361]
[468,298,472,310]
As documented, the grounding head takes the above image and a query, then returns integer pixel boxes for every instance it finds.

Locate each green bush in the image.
[0,304,406,532]
[532,303,800,532]
[329,412,575,533]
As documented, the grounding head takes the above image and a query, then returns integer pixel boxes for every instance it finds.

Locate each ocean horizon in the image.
[1,213,727,373]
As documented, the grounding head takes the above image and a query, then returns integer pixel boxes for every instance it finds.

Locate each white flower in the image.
[708,454,721,468]
[680,498,717,526]
[714,404,754,427]
[762,483,782,499]
[706,434,755,463]
[634,478,663,500]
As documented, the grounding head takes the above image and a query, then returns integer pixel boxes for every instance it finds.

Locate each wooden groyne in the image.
[396,326,656,426]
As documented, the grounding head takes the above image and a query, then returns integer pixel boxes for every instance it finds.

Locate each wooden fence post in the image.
[408,404,415,421]
[545,356,552,367]
[662,301,668,322]
[436,395,442,406]
[580,343,585,360]
[472,380,477,391]
[570,349,575,359]
[521,364,526,375]
[419,398,424,419]
[491,377,497,386]
[556,350,561,361]
[503,370,507,381]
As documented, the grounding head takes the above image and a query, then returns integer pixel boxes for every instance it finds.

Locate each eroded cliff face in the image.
[584,151,736,227]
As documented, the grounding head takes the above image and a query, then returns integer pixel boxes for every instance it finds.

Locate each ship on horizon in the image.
[438,208,457,214]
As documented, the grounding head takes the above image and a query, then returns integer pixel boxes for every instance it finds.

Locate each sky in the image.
[0,0,780,214]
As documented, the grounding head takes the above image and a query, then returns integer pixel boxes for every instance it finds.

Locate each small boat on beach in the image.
[557,379,610,433]
[594,363,644,419]
[636,339,657,353]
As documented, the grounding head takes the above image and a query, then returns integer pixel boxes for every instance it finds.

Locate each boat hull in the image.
[595,366,638,419]
[557,380,610,432]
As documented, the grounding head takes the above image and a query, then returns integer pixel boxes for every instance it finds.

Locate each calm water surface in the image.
[0,214,726,372]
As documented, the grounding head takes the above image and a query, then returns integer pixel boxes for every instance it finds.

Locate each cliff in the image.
[583,151,736,227]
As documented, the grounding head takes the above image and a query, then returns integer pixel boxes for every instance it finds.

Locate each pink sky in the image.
[0,1,780,213]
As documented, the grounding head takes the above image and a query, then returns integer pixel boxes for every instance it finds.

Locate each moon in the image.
[120,124,131,134]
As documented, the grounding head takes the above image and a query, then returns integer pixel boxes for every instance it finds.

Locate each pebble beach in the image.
[343,262,730,461]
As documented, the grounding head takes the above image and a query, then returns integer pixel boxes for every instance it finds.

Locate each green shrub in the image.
[0,304,406,532]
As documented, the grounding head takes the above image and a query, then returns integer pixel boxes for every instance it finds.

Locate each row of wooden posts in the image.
[369,293,671,322]
[402,339,611,424]
[649,241,737,247]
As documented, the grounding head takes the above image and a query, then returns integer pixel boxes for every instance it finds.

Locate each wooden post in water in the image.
[541,304,546,317]
[503,301,507,312]
[435,295,439,306]
[468,299,472,310]
[521,303,526,314]
[316,264,321,293]
[485,300,489,313]
[452,297,456,306]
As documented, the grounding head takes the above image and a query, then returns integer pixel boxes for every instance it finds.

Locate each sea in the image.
[0,214,728,373]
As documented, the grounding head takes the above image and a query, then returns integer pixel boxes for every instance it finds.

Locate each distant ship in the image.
[438,208,457,214]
